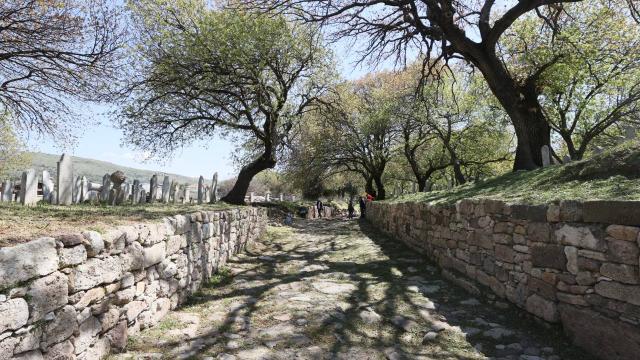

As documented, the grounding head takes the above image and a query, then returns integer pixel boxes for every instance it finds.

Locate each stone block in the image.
[106,321,128,352]
[56,234,83,247]
[607,239,639,265]
[43,305,77,347]
[601,263,639,284]
[511,204,548,222]
[0,298,29,333]
[555,224,605,251]
[70,257,122,292]
[43,340,74,360]
[74,287,106,310]
[564,246,578,274]
[527,222,552,243]
[528,277,557,300]
[0,237,58,288]
[531,245,566,270]
[143,242,166,268]
[0,337,18,360]
[595,281,640,306]
[14,325,42,354]
[559,304,640,360]
[26,272,68,322]
[547,204,560,222]
[495,245,515,263]
[606,225,640,242]
[582,201,640,225]
[121,242,144,271]
[13,350,43,360]
[124,301,146,321]
[525,294,558,322]
[73,316,101,354]
[59,245,87,267]
[559,200,583,222]
[82,231,104,257]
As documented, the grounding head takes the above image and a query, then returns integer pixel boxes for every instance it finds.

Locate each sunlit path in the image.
[113,219,592,360]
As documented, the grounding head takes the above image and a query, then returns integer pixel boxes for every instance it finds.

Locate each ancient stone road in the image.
[113,219,593,360]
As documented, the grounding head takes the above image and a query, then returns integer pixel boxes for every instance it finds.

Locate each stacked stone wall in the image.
[0,207,267,359]
[367,199,640,360]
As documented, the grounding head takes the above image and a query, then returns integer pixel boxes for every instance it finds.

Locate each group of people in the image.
[314,193,374,220]
[346,193,374,219]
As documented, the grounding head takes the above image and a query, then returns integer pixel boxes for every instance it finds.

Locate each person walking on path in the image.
[316,199,324,218]
[359,196,366,218]
[348,199,355,219]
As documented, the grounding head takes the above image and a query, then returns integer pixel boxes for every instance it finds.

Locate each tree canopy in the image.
[114,0,334,204]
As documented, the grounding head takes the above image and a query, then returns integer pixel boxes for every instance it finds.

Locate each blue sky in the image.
[27,42,381,181]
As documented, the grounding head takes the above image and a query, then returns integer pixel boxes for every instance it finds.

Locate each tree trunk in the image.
[222,153,276,205]
[452,159,466,185]
[471,53,551,170]
[373,175,386,200]
[364,175,377,198]
[417,178,427,192]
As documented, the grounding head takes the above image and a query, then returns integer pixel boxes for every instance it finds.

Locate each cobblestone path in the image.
[113,219,593,360]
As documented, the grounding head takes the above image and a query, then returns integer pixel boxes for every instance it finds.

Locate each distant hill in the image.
[22,152,199,185]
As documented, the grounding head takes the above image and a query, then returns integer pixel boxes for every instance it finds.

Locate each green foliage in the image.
[0,115,30,179]
[502,0,640,159]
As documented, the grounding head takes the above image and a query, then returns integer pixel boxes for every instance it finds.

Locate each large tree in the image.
[502,1,640,160]
[0,0,123,139]
[114,1,333,204]
[248,0,639,170]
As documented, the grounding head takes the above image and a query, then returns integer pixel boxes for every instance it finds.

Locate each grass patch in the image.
[0,202,235,246]
[387,141,640,205]
[207,266,233,287]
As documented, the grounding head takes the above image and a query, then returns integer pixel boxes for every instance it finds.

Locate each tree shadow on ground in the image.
[122,218,594,360]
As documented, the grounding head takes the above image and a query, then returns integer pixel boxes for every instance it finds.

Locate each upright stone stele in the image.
[80,176,88,203]
[132,180,141,204]
[183,186,191,204]
[72,176,82,204]
[56,153,73,205]
[279,193,284,202]
[197,176,205,204]
[541,145,551,168]
[100,174,111,202]
[1,181,12,202]
[170,181,178,203]
[161,176,171,203]
[210,172,219,203]
[150,175,158,203]
[249,192,255,203]
[266,192,271,202]
[42,170,53,202]
[20,169,37,206]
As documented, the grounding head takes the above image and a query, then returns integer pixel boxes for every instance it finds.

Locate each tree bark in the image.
[364,175,377,198]
[373,175,386,200]
[452,159,466,185]
[222,152,276,205]
[467,49,551,170]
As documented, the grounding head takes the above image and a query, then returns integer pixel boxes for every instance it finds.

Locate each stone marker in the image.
[150,175,158,203]
[42,170,54,202]
[73,176,82,204]
[279,193,284,202]
[183,186,191,204]
[109,171,126,205]
[100,174,111,202]
[132,180,140,204]
[210,172,219,203]
[56,153,73,205]
[80,176,88,203]
[139,189,147,204]
[249,192,255,203]
[1,181,12,202]
[20,169,37,206]
[291,195,296,202]
[197,176,205,204]
[266,192,271,202]
[541,145,551,167]
[170,181,178,203]
[161,176,170,202]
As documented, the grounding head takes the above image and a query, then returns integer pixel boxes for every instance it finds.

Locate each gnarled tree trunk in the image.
[222,152,276,205]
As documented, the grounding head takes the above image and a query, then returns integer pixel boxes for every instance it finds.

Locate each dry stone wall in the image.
[0,207,267,360]
[367,199,640,360]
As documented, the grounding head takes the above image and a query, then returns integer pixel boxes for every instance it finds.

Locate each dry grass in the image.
[0,202,236,246]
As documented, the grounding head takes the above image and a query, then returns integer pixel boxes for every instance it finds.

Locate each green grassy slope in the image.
[22,152,199,184]
[389,141,640,205]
